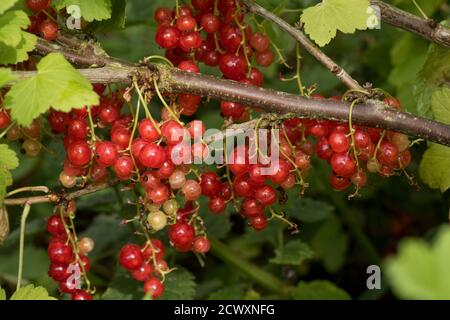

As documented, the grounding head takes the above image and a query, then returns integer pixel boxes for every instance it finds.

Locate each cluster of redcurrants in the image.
[25,0,59,41]
[154,0,270,120]
[281,95,412,191]
[46,208,94,300]
[118,240,167,299]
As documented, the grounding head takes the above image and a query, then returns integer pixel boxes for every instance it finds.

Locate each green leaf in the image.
[0,0,19,15]
[419,143,450,192]
[161,268,196,300]
[270,239,314,266]
[0,10,30,47]
[0,31,36,65]
[311,214,349,273]
[0,246,49,280]
[10,284,57,300]
[207,284,245,300]
[385,226,450,299]
[286,197,333,222]
[0,287,5,300]
[89,0,127,32]
[0,144,19,205]
[53,0,112,22]
[102,268,143,300]
[4,52,99,126]
[199,196,232,239]
[431,87,450,124]
[292,280,351,300]
[301,0,370,47]
[0,68,16,88]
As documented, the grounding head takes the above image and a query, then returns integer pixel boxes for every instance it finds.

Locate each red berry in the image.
[48,110,69,133]
[67,119,88,140]
[148,184,170,204]
[39,20,58,41]
[219,53,248,80]
[168,222,195,250]
[233,174,253,197]
[192,0,213,11]
[242,197,264,217]
[208,197,227,214]
[157,160,176,179]
[119,244,144,271]
[193,236,211,253]
[143,278,164,299]
[200,172,222,197]
[47,214,66,235]
[329,132,350,153]
[255,185,277,206]
[269,160,292,184]
[200,13,221,33]
[141,171,161,190]
[27,0,51,12]
[71,290,93,300]
[219,25,242,52]
[248,68,264,86]
[67,141,91,167]
[154,8,173,25]
[178,60,200,73]
[250,215,268,231]
[179,31,202,51]
[48,263,69,282]
[95,141,118,167]
[111,127,131,150]
[139,144,166,168]
[132,263,154,282]
[155,25,181,49]
[255,50,274,67]
[250,32,270,52]
[330,153,357,178]
[330,174,351,191]
[228,145,249,175]
[182,180,202,201]
[0,110,11,129]
[176,15,196,31]
[48,241,73,265]
[220,101,245,118]
[98,101,120,124]
[377,141,399,166]
[113,156,133,180]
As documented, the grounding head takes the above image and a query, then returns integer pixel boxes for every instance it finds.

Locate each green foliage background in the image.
[0,0,449,300]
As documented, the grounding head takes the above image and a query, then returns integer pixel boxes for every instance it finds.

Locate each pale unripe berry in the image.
[146,203,162,212]
[162,199,179,215]
[182,180,202,201]
[23,139,42,157]
[59,171,77,188]
[147,211,168,231]
[391,133,410,152]
[168,169,186,189]
[79,237,95,254]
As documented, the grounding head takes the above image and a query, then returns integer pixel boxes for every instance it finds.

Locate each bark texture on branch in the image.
[373,0,450,48]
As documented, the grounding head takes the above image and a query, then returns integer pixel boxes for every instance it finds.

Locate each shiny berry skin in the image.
[71,290,93,300]
[330,174,351,191]
[155,25,181,49]
[98,102,120,124]
[176,15,196,31]
[220,25,242,52]
[242,197,264,217]
[192,0,213,11]
[47,214,66,235]
[141,171,161,190]
[0,110,11,129]
[200,172,222,197]
[354,130,371,149]
[250,215,268,231]
[219,53,248,81]
[255,185,277,206]
[48,263,69,282]
[330,153,357,178]
[220,101,245,118]
[119,244,144,271]
[182,180,202,201]
[67,119,88,139]
[250,32,270,52]
[233,175,253,197]
[59,278,78,294]
[193,237,211,253]
[200,13,221,33]
[208,197,227,214]
[154,8,173,25]
[248,165,266,186]
[132,263,154,282]
[139,144,166,168]
[248,68,264,86]
[110,127,131,150]
[157,160,176,179]
[178,60,200,73]
[113,156,133,180]
[269,160,292,184]
[48,110,69,133]
[95,141,118,167]
[399,150,411,168]
[168,222,195,250]
[187,120,205,139]
[329,132,350,153]
[27,0,51,12]
[377,141,399,166]
[255,50,274,67]
[39,20,58,41]
[179,31,202,51]
[67,141,91,167]
[143,278,164,299]
[48,241,73,265]
[131,138,148,160]
[228,146,249,175]
[203,50,220,66]
[161,120,184,145]
[148,184,170,204]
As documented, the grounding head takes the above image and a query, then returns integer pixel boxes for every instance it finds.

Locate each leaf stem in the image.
[16,203,31,291]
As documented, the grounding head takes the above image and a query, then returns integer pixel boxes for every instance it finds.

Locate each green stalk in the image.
[17,204,31,291]
[209,237,291,298]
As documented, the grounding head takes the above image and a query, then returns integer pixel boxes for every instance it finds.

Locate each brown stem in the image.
[4,182,112,206]
[373,0,450,48]
[242,0,365,91]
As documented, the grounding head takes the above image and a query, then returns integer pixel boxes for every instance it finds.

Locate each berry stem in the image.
[16,203,31,291]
